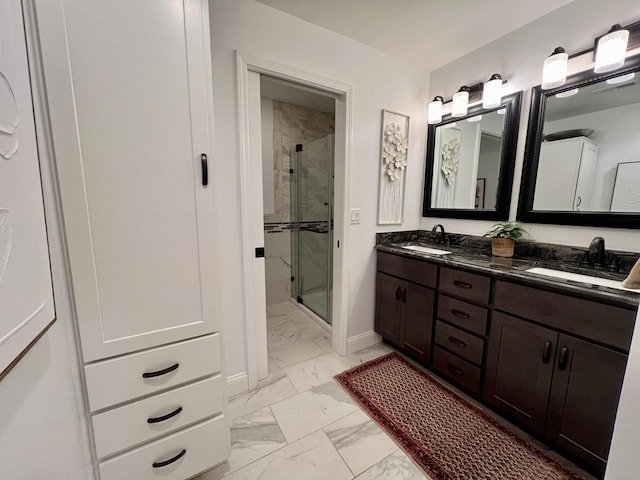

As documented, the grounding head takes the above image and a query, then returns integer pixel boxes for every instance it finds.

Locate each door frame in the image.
[236,51,352,389]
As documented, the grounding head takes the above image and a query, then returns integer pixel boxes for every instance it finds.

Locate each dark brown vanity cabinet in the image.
[485,281,635,476]
[375,252,436,363]
[432,267,491,394]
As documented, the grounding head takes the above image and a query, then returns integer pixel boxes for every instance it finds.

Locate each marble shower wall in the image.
[264,100,334,306]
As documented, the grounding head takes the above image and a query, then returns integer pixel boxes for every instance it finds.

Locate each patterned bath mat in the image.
[334,352,584,480]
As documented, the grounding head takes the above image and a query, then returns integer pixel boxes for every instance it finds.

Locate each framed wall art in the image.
[377,109,409,224]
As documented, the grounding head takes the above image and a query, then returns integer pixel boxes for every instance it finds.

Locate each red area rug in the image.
[335,352,584,480]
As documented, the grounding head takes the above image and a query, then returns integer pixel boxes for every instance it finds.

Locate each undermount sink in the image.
[525,267,640,293]
[401,245,452,255]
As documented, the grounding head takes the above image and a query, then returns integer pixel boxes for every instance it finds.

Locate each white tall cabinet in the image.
[33,0,229,478]
[533,136,599,211]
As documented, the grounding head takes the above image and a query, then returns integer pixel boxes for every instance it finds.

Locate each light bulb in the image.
[428,96,444,124]
[595,24,629,74]
[555,88,579,98]
[542,47,568,90]
[452,86,470,117]
[483,74,502,108]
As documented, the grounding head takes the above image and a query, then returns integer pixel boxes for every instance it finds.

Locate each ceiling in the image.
[260,76,336,113]
[255,0,576,71]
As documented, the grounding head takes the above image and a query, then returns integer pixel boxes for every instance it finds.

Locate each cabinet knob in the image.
[451,309,470,319]
[558,346,569,370]
[446,364,464,376]
[542,341,553,364]
[201,153,208,186]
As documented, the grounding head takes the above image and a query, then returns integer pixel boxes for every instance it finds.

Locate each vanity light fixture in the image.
[467,115,483,123]
[594,24,630,73]
[428,96,444,124]
[452,86,470,117]
[497,108,506,115]
[483,74,503,108]
[542,47,568,90]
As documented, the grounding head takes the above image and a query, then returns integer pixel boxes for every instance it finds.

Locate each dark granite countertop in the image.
[375,232,640,310]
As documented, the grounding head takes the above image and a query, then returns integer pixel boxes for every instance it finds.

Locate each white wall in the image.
[0,4,94,478]
[419,0,640,251]
[209,0,428,376]
[261,97,275,214]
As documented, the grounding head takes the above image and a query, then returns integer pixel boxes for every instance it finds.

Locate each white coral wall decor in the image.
[377,110,409,224]
[441,137,459,186]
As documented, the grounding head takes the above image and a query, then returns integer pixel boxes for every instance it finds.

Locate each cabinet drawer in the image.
[99,415,229,480]
[437,295,488,335]
[92,376,224,459]
[377,251,437,288]
[494,281,636,351]
[434,321,484,366]
[85,334,221,412]
[432,346,481,394]
[439,267,491,304]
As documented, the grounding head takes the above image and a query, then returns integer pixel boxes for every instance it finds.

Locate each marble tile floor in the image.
[197,300,594,480]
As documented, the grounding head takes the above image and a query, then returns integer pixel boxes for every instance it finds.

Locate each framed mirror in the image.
[422,91,522,220]
[518,56,640,228]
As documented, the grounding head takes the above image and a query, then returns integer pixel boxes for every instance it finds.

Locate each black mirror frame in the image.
[422,91,522,220]
[517,56,640,228]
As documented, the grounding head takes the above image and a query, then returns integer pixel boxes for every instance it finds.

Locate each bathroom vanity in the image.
[375,239,638,477]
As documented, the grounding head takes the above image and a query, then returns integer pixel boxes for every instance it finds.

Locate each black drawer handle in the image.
[451,309,470,319]
[152,449,186,468]
[402,288,407,303]
[447,336,467,348]
[201,153,208,186]
[558,346,569,370]
[453,280,472,289]
[395,286,402,300]
[542,341,553,364]
[446,364,464,376]
[142,363,179,379]
[147,406,183,424]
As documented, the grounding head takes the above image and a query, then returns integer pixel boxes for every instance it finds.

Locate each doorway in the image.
[237,52,352,389]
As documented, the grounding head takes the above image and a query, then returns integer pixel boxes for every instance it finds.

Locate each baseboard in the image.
[227,372,249,397]
[347,330,382,354]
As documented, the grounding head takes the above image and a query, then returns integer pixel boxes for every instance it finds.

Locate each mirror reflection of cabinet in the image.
[533,137,598,211]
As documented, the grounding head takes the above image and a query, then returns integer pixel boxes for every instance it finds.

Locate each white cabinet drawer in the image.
[92,375,224,459]
[99,415,230,480]
[85,334,220,412]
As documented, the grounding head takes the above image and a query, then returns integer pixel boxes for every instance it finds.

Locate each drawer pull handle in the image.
[395,286,402,300]
[558,346,569,370]
[447,336,467,348]
[446,364,464,376]
[152,449,187,468]
[451,309,470,319]
[453,280,472,289]
[142,363,179,379]
[542,341,553,364]
[147,406,183,424]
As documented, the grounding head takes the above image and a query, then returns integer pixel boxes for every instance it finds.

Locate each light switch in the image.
[350,208,362,224]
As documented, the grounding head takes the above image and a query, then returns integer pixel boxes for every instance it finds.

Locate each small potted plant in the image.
[485,222,528,258]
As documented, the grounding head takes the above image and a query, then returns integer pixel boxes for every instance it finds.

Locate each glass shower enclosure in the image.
[290,134,334,324]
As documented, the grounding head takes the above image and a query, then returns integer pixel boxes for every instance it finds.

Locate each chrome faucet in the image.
[431,224,446,245]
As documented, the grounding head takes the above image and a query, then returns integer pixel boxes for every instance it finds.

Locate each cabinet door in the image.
[545,334,627,476]
[375,273,401,345]
[399,282,435,363]
[35,0,217,361]
[484,312,556,433]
